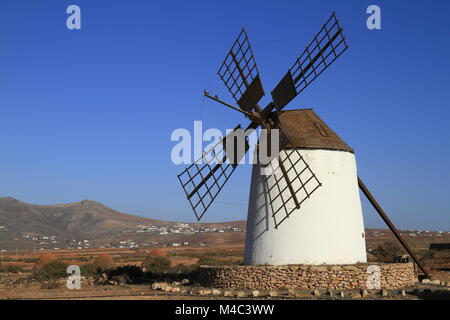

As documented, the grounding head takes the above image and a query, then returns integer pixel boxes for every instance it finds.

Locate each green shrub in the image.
[372,241,404,262]
[141,257,171,275]
[33,260,68,281]
[107,265,144,283]
[0,264,23,273]
[80,263,99,277]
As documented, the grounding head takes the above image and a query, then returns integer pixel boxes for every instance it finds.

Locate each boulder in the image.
[164,285,173,292]
[223,290,233,297]
[251,290,260,298]
[198,289,212,295]
[152,282,168,291]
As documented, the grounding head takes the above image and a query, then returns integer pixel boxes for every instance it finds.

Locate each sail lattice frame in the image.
[264,149,322,228]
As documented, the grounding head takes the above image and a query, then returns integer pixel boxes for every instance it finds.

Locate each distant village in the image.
[2,223,449,253]
[0,223,244,252]
[366,229,450,238]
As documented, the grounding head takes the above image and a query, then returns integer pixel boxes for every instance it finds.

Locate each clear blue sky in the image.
[1,0,449,230]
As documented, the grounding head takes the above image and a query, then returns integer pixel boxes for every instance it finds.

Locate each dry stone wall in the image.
[198,263,416,290]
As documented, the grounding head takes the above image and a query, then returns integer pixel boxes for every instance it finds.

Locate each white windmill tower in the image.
[177,13,429,276]
[244,108,366,265]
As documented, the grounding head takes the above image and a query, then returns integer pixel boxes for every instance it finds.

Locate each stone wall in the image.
[198,263,416,290]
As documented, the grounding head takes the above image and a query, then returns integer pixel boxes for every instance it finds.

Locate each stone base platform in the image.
[198,263,416,290]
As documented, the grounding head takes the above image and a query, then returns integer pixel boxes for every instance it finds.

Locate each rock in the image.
[181,279,190,285]
[328,289,333,297]
[421,278,431,284]
[350,292,361,299]
[170,287,181,293]
[287,288,295,296]
[164,285,173,292]
[269,291,277,297]
[198,289,211,295]
[95,273,109,285]
[339,291,345,298]
[223,290,233,297]
[431,279,441,285]
[330,266,342,271]
[401,290,406,296]
[212,289,221,296]
[251,290,260,298]
[172,281,180,286]
[152,282,167,290]
[382,290,388,297]
[236,291,245,298]
[313,290,320,296]
[196,264,416,291]
[361,289,368,297]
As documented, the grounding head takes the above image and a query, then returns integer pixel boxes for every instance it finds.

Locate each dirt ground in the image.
[2,281,450,300]
[1,243,450,300]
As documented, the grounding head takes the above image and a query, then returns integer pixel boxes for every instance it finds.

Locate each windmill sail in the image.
[218,28,265,112]
[177,126,250,221]
[264,149,322,228]
[271,13,348,110]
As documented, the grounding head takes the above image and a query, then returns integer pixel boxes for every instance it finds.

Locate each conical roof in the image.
[272,109,353,152]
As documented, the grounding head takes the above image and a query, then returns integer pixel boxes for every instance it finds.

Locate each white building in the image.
[244,109,367,266]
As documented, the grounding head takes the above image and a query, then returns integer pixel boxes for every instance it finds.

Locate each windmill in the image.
[177,13,429,276]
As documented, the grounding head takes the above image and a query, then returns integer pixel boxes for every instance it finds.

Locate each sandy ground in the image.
[3,281,445,300]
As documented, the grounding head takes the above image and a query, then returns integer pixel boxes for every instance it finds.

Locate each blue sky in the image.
[1,0,449,230]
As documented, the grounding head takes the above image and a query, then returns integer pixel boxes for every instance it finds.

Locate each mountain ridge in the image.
[0,197,246,238]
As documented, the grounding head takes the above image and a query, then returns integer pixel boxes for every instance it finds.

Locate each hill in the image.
[0,197,245,250]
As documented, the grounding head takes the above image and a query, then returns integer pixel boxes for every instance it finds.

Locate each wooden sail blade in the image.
[271,13,348,110]
[177,126,250,221]
[264,149,322,228]
[218,28,265,112]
